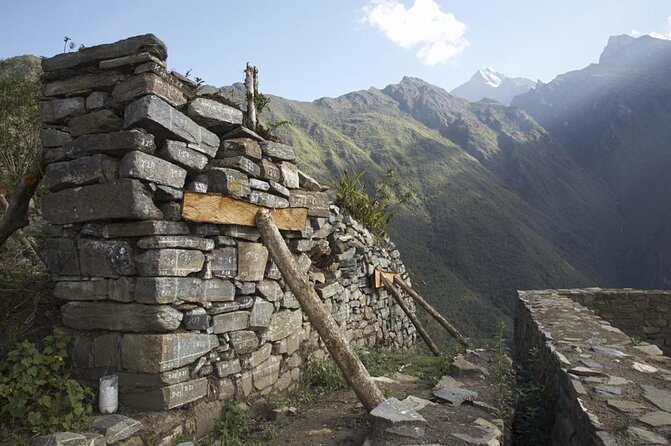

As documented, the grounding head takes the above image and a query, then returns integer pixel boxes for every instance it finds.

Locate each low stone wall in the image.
[39,34,415,412]
[514,289,671,446]
[558,288,671,355]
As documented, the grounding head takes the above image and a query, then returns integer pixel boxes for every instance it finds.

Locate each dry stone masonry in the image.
[40,34,416,411]
[515,289,671,445]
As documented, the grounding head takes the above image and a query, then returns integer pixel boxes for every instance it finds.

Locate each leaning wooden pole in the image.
[393,276,469,347]
[381,276,441,357]
[256,209,385,411]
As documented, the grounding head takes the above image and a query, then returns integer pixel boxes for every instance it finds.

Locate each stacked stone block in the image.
[40,34,416,411]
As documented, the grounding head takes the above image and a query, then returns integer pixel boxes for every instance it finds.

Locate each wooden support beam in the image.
[182,191,307,231]
[373,268,401,289]
[256,209,385,411]
[393,275,469,347]
[381,275,441,357]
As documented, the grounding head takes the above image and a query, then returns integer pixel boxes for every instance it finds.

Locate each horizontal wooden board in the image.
[182,191,308,231]
[373,269,401,289]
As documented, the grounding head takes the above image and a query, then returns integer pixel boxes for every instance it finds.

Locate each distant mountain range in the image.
[451,68,535,105]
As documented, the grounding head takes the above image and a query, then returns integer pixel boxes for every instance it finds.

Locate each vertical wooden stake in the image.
[381,275,441,357]
[393,276,469,347]
[255,209,385,411]
[244,63,257,131]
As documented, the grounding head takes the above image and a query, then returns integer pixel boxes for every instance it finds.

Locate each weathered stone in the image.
[120,150,187,188]
[134,249,205,276]
[607,399,647,413]
[216,358,242,378]
[633,362,658,373]
[237,242,268,281]
[101,52,165,70]
[252,355,280,390]
[249,178,270,191]
[433,375,463,390]
[41,128,72,148]
[640,411,671,427]
[69,110,123,137]
[595,385,622,396]
[259,159,281,182]
[433,386,478,406]
[32,431,103,446]
[78,239,136,277]
[219,138,261,160]
[118,366,191,388]
[209,296,254,315]
[86,91,111,111]
[62,302,182,332]
[279,162,299,188]
[64,129,155,158]
[43,155,119,191]
[94,220,189,238]
[186,98,243,133]
[370,397,426,441]
[204,167,250,198]
[221,225,260,241]
[209,247,237,278]
[401,395,436,412]
[46,238,80,275]
[267,310,303,341]
[269,180,290,198]
[121,333,218,373]
[124,95,219,157]
[298,169,321,191]
[635,344,665,356]
[213,311,250,333]
[135,277,234,304]
[214,378,236,400]
[112,72,187,107]
[120,378,208,410]
[54,279,109,301]
[567,366,605,377]
[137,236,214,251]
[642,385,671,412]
[42,34,167,72]
[289,190,330,217]
[43,179,162,224]
[317,282,341,299]
[42,71,126,97]
[249,298,274,329]
[257,279,284,302]
[40,97,85,123]
[92,414,142,444]
[627,426,668,445]
[183,308,211,330]
[160,140,209,172]
[248,191,289,208]
[153,184,183,202]
[209,156,260,178]
[229,330,259,354]
[260,141,296,161]
[591,346,629,358]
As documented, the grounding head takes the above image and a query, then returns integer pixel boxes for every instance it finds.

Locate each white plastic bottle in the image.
[99,375,118,414]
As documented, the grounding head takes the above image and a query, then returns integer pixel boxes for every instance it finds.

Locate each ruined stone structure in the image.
[39,34,415,411]
[515,289,671,445]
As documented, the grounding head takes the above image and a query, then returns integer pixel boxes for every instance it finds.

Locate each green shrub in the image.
[355,347,405,377]
[213,400,253,446]
[0,328,92,435]
[404,352,453,386]
[304,354,346,392]
[493,320,513,418]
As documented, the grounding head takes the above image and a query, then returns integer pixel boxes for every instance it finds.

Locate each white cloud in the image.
[631,16,671,40]
[362,0,469,65]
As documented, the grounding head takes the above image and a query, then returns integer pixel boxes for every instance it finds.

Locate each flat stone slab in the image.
[62,302,182,332]
[64,129,155,159]
[627,426,668,445]
[32,432,104,446]
[160,140,209,172]
[433,386,478,406]
[120,150,186,189]
[635,344,664,356]
[112,72,187,108]
[121,333,218,373]
[43,155,119,192]
[591,346,630,358]
[266,310,303,341]
[186,97,242,133]
[400,395,436,412]
[568,366,605,377]
[134,249,205,276]
[607,399,648,413]
[371,397,426,424]
[134,277,234,303]
[643,385,671,412]
[137,235,214,251]
[451,355,488,379]
[93,414,142,444]
[433,375,463,390]
[640,411,671,427]
[120,378,208,410]
[43,179,162,224]
[260,141,296,161]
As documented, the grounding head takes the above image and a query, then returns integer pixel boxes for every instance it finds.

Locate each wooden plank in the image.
[182,191,308,231]
[373,269,401,289]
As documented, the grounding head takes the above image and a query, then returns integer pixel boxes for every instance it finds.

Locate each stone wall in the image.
[39,34,416,411]
[514,289,671,445]
[558,288,671,355]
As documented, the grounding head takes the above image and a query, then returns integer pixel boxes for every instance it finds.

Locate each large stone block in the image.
[216,359,242,378]
[237,242,268,282]
[257,280,284,302]
[78,238,136,277]
[120,378,208,410]
[279,162,299,189]
[54,279,108,301]
[120,150,187,188]
[252,355,280,391]
[134,249,205,276]
[124,95,219,157]
[134,277,235,304]
[42,34,167,72]
[46,238,80,275]
[137,236,214,251]
[219,138,262,161]
[229,330,259,354]
[267,310,303,341]
[42,179,162,224]
[64,129,155,158]
[121,333,218,373]
[289,190,330,217]
[204,167,250,198]
[90,220,189,238]
[69,110,123,137]
[118,366,190,388]
[260,141,296,161]
[62,302,182,332]
[209,247,237,278]
[41,128,72,148]
[112,72,187,107]
[259,159,281,182]
[43,155,119,191]
[100,51,166,70]
[159,140,209,172]
[249,298,274,329]
[186,98,242,133]
[212,311,250,333]
[40,97,85,123]
[42,71,126,97]
[209,156,260,177]
[248,191,289,208]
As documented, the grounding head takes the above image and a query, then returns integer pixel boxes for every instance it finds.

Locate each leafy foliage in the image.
[210,401,253,446]
[0,329,92,435]
[403,352,454,386]
[492,321,513,418]
[304,354,346,392]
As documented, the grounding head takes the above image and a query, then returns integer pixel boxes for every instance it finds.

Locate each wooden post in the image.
[255,209,385,411]
[393,276,469,347]
[381,276,441,357]
[243,63,258,131]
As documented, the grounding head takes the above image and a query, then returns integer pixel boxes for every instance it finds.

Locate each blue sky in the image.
[1,1,670,100]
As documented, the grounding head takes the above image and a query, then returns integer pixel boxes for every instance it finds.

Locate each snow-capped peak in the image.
[478,67,503,88]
